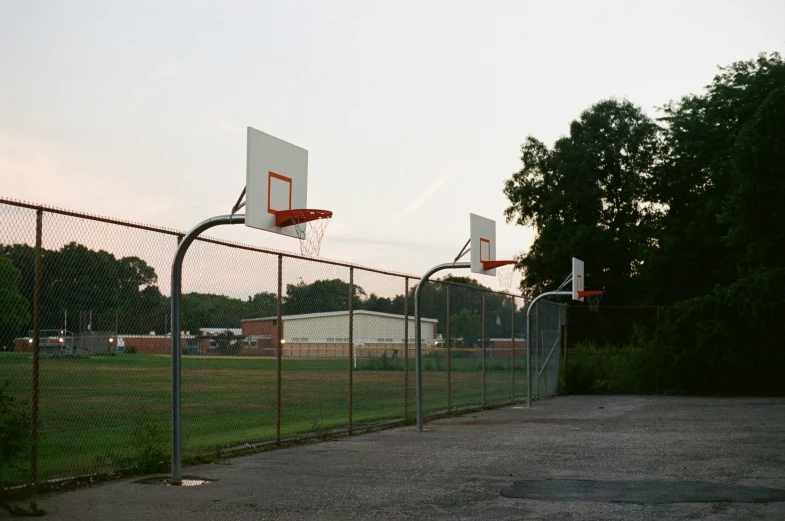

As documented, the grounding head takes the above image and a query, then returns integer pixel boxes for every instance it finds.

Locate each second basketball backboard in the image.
[245,127,308,238]
[572,257,585,301]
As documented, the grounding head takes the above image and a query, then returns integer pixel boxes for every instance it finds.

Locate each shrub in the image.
[0,381,30,486]
[655,269,785,395]
[563,328,659,395]
[0,381,43,516]
[131,407,169,473]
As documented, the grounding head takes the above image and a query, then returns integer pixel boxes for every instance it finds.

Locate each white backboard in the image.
[470,214,496,275]
[245,127,308,238]
[572,257,585,301]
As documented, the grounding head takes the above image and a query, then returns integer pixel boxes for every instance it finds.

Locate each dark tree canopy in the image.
[0,242,167,335]
[722,86,785,273]
[645,53,785,303]
[411,276,520,342]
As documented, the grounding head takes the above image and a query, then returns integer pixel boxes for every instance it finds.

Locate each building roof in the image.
[199,328,242,335]
[242,309,438,324]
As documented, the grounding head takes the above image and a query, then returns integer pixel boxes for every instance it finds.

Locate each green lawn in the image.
[0,352,529,486]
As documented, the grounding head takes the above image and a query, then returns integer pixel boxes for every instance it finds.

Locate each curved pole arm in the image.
[525,290,571,407]
[415,262,471,432]
[171,214,245,484]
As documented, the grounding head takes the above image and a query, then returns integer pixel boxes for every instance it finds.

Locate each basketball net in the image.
[496,264,516,290]
[293,215,331,257]
[585,292,602,312]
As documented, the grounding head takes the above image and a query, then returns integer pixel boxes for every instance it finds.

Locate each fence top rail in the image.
[1,196,183,236]
[1,196,528,298]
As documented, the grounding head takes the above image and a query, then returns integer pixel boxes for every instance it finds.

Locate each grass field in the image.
[0,352,535,486]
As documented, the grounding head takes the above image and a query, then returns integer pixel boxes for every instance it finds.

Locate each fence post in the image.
[30,208,42,487]
[481,292,486,408]
[536,301,542,400]
[276,254,282,445]
[510,296,515,404]
[446,285,451,414]
[543,303,549,395]
[348,267,354,434]
[403,277,409,420]
[527,301,532,407]
[655,306,660,393]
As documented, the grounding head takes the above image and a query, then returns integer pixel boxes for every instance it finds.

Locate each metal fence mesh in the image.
[0,198,564,487]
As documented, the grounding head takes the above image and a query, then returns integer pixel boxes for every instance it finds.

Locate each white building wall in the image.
[283,314,349,343]
[354,314,435,344]
[281,311,436,344]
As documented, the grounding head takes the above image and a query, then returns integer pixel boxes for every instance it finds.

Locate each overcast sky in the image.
[1,0,783,291]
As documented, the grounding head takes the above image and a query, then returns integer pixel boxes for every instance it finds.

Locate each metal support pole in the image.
[655,306,660,393]
[526,291,571,407]
[171,214,244,484]
[30,208,42,486]
[561,323,567,385]
[348,267,354,434]
[415,262,470,432]
[276,254,283,445]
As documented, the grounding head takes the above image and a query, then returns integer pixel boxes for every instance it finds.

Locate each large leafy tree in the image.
[282,278,366,315]
[179,291,279,333]
[180,293,251,332]
[0,242,166,334]
[363,293,407,315]
[248,292,278,318]
[504,99,661,299]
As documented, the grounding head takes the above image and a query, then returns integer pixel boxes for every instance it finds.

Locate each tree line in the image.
[0,243,516,349]
[503,52,785,395]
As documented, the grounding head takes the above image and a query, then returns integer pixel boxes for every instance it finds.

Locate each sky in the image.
[1,0,784,292]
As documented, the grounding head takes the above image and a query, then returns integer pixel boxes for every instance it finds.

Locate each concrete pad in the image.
[9,396,785,520]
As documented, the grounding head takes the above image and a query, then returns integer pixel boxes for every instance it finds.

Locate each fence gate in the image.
[529,300,567,399]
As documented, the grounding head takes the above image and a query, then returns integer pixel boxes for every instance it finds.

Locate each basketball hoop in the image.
[276,209,332,257]
[496,264,516,290]
[577,290,603,312]
[481,259,517,290]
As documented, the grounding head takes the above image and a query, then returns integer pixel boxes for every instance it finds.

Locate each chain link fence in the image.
[0,197,566,488]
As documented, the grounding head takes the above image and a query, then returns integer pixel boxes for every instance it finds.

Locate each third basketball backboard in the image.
[245,127,308,238]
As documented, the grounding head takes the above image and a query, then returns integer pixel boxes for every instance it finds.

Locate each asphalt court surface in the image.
[12,395,785,520]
